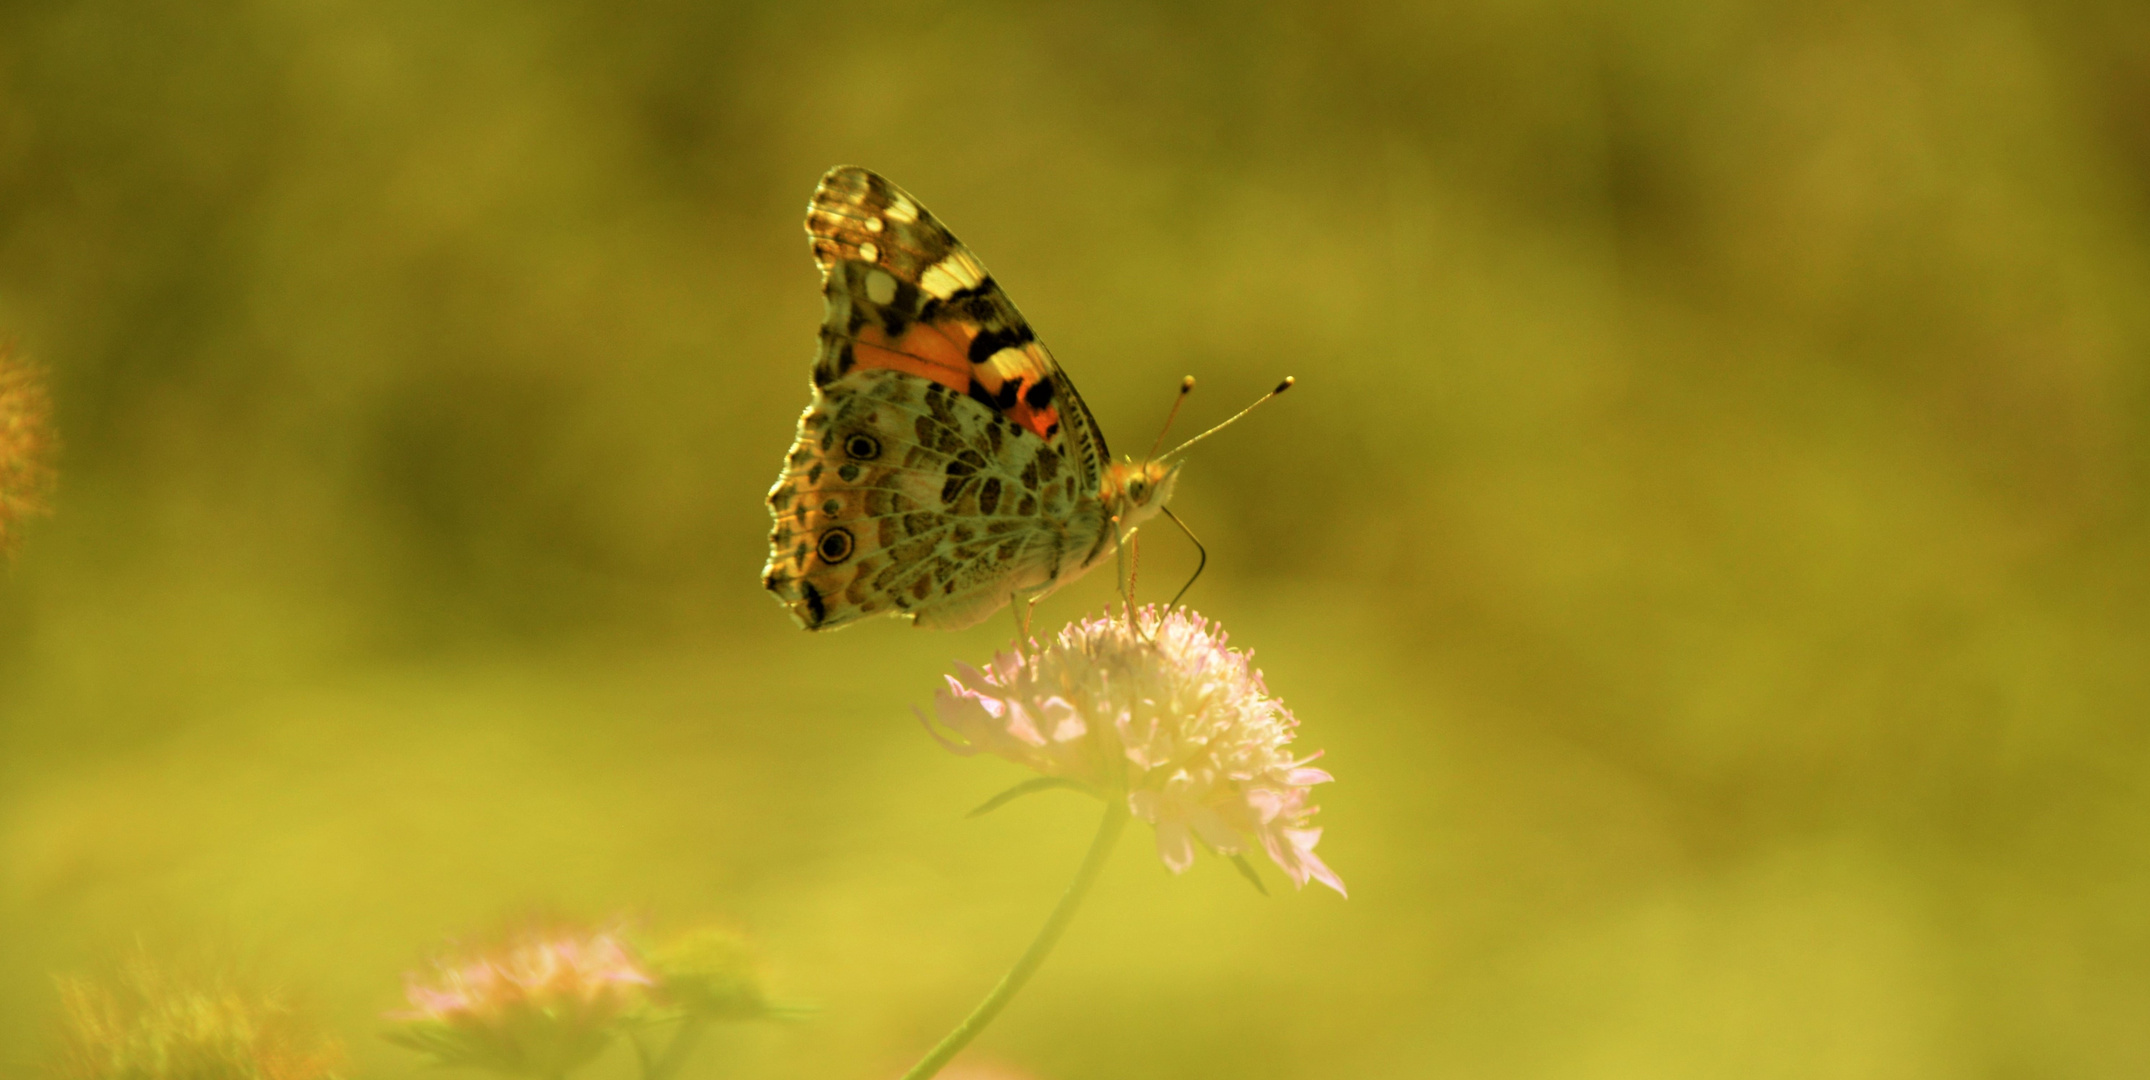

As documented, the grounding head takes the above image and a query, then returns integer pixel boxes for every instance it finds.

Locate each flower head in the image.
[50,951,346,1080]
[384,925,654,1077]
[926,605,1345,896]
[0,344,55,555]
[642,926,783,1022]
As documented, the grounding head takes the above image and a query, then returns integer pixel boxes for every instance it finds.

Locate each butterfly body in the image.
[763,167,1179,631]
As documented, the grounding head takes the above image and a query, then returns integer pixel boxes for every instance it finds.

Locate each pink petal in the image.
[1244,786,1286,825]
[1041,696,1087,742]
[1153,820,1196,874]
[1297,847,1348,898]
[1188,810,1244,855]
[1004,701,1047,746]
[1264,826,1345,897]
[914,706,980,757]
[1125,788,1164,823]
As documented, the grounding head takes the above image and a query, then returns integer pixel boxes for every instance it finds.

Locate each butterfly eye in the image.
[1128,480,1148,501]
[817,527,855,564]
[844,433,881,460]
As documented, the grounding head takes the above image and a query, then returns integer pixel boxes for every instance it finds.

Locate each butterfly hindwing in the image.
[764,368,1093,630]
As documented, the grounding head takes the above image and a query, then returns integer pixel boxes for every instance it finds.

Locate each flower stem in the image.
[899,799,1131,1080]
[644,1017,707,1080]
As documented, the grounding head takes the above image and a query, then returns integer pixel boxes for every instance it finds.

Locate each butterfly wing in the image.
[805,166,1110,485]
[763,371,1097,631]
[762,167,1114,631]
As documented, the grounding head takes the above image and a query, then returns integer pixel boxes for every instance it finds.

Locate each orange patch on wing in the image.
[853,322,1063,439]
[976,343,1062,439]
[1006,400,1059,439]
[853,322,977,395]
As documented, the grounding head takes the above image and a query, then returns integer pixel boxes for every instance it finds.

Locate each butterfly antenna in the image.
[1160,377,1295,461]
[1144,376,1197,463]
[1160,506,1207,612]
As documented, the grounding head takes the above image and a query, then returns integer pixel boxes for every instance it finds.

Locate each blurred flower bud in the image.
[642,926,777,1022]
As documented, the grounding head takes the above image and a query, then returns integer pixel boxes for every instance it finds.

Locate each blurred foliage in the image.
[3,0,2149,1077]
[0,343,55,553]
[642,926,785,1023]
[50,948,345,1080]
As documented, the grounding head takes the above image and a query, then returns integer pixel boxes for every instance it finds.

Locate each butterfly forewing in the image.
[804,167,1109,483]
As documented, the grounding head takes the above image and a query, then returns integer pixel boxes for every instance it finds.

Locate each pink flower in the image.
[385,927,654,1077]
[925,606,1345,896]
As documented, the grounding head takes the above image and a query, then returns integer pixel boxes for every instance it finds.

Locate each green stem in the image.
[643,1017,708,1080]
[899,798,1132,1080]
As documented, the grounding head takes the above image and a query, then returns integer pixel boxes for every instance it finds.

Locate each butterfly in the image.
[761,166,1193,632]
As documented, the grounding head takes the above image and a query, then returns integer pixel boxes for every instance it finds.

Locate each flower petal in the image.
[914,706,980,757]
[926,606,1342,893]
[1153,819,1197,874]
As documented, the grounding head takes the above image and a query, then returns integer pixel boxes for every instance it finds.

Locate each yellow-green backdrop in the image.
[4,1,2148,1076]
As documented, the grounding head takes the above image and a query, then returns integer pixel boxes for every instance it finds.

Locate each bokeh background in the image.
[5,0,2150,1076]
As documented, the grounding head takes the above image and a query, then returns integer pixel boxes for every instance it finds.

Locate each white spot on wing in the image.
[866,217,884,232]
[884,197,919,223]
[858,241,879,263]
[987,346,1031,377]
[917,251,986,299]
[866,269,897,305]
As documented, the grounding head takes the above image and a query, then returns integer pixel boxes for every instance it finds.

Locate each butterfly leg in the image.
[1003,586,1045,646]
[1159,506,1207,613]
[1109,514,1135,623]
[1126,534,1142,619]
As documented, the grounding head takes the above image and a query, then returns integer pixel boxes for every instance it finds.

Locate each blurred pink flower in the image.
[385,926,654,1077]
[925,606,1345,896]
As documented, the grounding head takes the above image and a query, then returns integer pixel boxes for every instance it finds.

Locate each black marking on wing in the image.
[967,324,1035,365]
[879,278,922,337]
[947,277,997,303]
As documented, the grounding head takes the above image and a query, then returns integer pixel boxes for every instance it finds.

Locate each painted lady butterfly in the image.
[762,167,1200,632]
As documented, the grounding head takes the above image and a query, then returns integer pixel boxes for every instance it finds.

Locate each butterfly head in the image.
[1103,457,1182,529]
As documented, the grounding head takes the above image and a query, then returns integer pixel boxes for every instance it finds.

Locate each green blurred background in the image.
[5,0,2150,1076]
